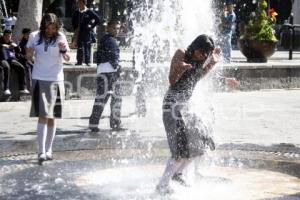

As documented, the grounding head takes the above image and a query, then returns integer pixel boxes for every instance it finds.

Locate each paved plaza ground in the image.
[1,49,299,154]
[1,89,300,154]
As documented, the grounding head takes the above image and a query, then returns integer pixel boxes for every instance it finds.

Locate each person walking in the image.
[71,0,100,66]
[156,35,239,194]
[26,13,70,165]
[89,21,122,132]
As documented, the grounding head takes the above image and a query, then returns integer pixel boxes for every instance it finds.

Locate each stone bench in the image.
[3,61,300,102]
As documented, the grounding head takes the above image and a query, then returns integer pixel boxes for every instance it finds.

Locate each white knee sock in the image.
[45,124,56,153]
[157,158,185,188]
[37,123,47,155]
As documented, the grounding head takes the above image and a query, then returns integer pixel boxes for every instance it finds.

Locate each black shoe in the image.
[111,124,126,131]
[89,127,100,133]
[85,63,90,66]
[156,185,174,195]
[172,173,190,187]
[75,63,82,66]
[38,153,46,165]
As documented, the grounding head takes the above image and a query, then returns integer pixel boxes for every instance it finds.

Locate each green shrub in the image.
[240,0,277,41]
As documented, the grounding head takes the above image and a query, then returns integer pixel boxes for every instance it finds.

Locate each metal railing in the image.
[280,14,300,60]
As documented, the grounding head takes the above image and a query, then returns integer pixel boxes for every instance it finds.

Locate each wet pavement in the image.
[2,90,300,154]
[1,148,300,200]
[2,59,300,199]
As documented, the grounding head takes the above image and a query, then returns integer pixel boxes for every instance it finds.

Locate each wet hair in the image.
[22,28,31,34]
[38,13,61,45]
[3,29,12,34]
[186,34,215,57]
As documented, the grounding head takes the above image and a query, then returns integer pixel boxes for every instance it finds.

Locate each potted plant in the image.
[238,0,278,62]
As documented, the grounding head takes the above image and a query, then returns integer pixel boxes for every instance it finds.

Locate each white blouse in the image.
[27,31,69,81]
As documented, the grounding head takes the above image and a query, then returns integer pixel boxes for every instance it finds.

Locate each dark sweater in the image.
[16,38,28,60]
[0,37,17,61]
[169,52,204,101]
[97,33,120,69]
[71,9,100,41]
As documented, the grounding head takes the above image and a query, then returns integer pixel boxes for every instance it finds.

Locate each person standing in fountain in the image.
[156,35,239,194]
[220,1,236,63]
[89,21,122,132]
[71,0,100,66]
[26,13,70,165]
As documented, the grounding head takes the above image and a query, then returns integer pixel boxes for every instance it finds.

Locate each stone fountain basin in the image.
[0,149,299,200]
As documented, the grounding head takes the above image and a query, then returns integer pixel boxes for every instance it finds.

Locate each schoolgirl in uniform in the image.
[26,13,70,165]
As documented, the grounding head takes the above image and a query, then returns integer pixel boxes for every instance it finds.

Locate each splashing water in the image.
[130,0,215,72]
[74,163,300,200]
[129,0,218,135]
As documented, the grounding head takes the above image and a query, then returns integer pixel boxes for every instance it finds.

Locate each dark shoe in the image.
[38,153,46,165]
[156,185,174,195]
[75,63,82,66]
[111,124,125,131]
[172,173,190,187]
[85,63,90,66]
[89,126,100,133]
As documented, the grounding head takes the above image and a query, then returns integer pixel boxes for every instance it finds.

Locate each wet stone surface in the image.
[1,149,300,200]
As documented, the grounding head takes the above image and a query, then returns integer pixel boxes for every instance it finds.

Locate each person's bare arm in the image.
[216,72,239,89]
[58,42,70,62]
[169,49,192,85]
[26,47,34,62]
[204,48,239,89]
[62,53,70,62]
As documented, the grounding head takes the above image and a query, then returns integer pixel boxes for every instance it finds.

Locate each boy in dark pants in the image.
[17,28,32,91]
[72,0,100,66]
[89,21,122,131]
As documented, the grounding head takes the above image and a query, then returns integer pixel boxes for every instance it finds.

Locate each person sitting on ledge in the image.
[0,29,29,96]
[16,28,32,91]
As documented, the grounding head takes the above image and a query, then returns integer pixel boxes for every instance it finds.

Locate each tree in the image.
[12,0,43,41]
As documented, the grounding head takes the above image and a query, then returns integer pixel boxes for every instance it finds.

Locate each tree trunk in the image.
[12,0,43,41]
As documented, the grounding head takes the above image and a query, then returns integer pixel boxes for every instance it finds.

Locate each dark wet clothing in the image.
[163,52,211,159]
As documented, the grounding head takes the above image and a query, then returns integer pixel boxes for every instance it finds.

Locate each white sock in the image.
[37,123,47,155]
[45,124,56,153]
[157,158,185,188]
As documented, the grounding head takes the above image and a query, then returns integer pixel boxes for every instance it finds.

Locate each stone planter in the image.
[238,39,277,62]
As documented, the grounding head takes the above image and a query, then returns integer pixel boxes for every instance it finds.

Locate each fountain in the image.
[0,0,300,199]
